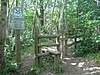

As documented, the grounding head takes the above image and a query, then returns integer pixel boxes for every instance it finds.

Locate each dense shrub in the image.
[72,36,100,56]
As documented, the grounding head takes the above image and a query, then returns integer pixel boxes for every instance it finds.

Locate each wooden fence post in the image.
[15,0,21,63]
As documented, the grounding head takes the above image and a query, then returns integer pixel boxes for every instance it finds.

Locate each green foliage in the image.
[83,52,100,61]
[3,14,34,74]
[4,0,100,74]
[40,38,55,44]
[27,57,63,75]
[66,0,100,57]
[20,30,34,54]
[1,36,19,75]
[5,62,19,75]
[72,38,99,56]
[20,16,34,55]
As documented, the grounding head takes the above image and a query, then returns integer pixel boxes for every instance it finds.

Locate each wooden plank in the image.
[37,43,60,47]
[67,40,83,46]
[60,36,82,40]
[57,36,60,51]
[68,35,81,38]
[37,52,49,57]
[37,34,60,38]
[48,51,60,55]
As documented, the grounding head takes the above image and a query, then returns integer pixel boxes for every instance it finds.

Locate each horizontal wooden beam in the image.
[60,36,83,40]
[37,52,49,57]
[67,40,83,46]
[48,50,60,55]
[68,35,82,38]
[37,51,60,57]
[37,34,60,38]
[37,43,60,47]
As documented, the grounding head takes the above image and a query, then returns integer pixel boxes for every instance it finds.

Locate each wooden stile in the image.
[34,26,61,70]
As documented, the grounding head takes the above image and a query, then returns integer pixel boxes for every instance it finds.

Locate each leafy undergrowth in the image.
[83,52,100,61]
[21,46,34,58]
[25,56,64,75]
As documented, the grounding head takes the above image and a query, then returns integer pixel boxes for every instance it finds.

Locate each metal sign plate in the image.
[12,7,23,18]
[12,18,24,29]
[11,7,24,30]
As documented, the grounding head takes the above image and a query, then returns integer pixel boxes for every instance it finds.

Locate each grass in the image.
[21,46,34,58]
[41,39,55,44]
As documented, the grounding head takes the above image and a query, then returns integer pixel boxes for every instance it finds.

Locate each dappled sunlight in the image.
[62,61,67,64]
[86,70,100,75]
[64,57,71,60]
[71,63,77,66]
[83,67,100,71]
[41,47,57,53]
[84,67,100,75]
[77,62,85,67]
[1,0,100,74]
[47,47,57,51]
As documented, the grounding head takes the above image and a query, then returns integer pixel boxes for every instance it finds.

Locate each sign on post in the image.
[11,7,24,30]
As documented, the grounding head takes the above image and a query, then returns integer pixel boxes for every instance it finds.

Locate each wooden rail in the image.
[67,40,83,46]
[37,34,60,38]
[37,51,60,57]
[37,52,49,57]
[37,43,60,47]
[48,50,60,55]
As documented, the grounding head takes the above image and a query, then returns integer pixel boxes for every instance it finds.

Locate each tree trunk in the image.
[0,0,7,70]
[40,0,44,26]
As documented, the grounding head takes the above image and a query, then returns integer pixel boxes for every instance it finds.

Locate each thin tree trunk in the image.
[59,0,67,58]
[74,0,79,49]
[0,0,7,70]
[40,0,44,26]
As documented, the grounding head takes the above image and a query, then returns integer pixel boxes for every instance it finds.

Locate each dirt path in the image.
[19,47,100,75]
[61,57,100,75]
[19,52,35,75]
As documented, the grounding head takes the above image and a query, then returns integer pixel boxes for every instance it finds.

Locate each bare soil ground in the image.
[19,48,100,75]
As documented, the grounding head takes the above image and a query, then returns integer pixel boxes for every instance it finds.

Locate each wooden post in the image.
[54,54,60,71]
[65,35,68,56]
[34,26,40,67]
[57,35,60,52]
[15,0,21,63]
[15,30,21,63]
